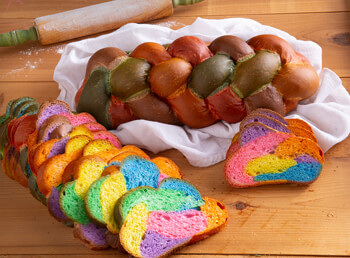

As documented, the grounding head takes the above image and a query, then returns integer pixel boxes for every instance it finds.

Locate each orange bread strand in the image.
[275,136,324,163]
[287,125,318,143]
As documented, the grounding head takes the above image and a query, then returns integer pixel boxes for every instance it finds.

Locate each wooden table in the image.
[1,0,350,257]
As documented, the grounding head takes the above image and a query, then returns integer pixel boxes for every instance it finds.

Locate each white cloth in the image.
[54,18,350,167]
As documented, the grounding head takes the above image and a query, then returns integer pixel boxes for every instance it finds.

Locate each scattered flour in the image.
[19,44,65,56]
[1,58,43,79]
[2,44,65,79]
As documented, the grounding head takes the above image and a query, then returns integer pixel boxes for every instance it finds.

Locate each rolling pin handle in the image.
[0,26,38,47]
[172,0,204,7]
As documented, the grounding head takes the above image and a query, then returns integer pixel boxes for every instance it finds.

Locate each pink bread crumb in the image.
[158,174,169,186]
[83,122,107,132]
[60,112,96,126]
[147,210,208,239]
[225,131,291,187]
[92,131,122,148]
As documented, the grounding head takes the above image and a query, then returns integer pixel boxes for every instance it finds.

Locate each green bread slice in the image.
[9,97,36,117]
[85,176,108,226]
[60,181,91,225]
[13,100,39,118]
[59,156,107,225]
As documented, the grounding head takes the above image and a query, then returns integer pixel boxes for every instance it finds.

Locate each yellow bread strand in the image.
[74,156,107,198]
[83,139,116,156]
[100,172,127,233]
[65,135,92,154]
[119,203,149,257]
[245,154,297,177]
[69,124,93,138]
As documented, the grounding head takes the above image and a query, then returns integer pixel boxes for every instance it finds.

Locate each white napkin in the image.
[54,18,350,167]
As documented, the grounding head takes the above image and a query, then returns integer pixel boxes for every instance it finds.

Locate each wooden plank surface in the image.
[0,0,350,257]
[0,0,349,18]
[1,12,350,82]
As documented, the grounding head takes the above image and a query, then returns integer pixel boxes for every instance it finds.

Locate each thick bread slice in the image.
[59,156,107,224]
[115,178,227,258]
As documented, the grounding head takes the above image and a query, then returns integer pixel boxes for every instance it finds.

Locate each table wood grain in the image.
[0,0,350,257]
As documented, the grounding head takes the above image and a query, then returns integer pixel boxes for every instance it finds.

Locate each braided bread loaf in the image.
[75,34,319,129]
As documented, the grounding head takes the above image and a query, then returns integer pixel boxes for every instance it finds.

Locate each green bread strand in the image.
[121,188,204,221]
[60,181,91,225]
[86,177,108,225]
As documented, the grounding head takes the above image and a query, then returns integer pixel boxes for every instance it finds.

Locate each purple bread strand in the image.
[240,123,273,146]
[243,116,290,133]
[295,154,319,164]
[48,137,69,158]
[251,109,288,125]
[37,105,71,129]
[140,230,190,258]
[48,187,69,221]
[80,223,108,246]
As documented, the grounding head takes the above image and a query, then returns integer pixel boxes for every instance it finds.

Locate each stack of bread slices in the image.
[225,108,324,188]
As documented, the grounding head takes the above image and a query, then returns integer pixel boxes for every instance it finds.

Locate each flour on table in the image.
[2,44,65,79]
[19,45,65,56]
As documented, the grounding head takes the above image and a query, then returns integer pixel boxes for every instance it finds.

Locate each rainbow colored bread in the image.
[225,108,324,188]
[46,143,150,226]
[0,97,45,202]
[58,152,184,250]
[76,34,319,129]
[1,98,228,255]
[85,155,183,233]
[115,178,228,258]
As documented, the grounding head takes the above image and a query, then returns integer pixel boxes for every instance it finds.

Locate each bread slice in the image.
[11,115,37,151]
[225,108,324,188]
[59,156,107,224]
[73,222,109,250]
[36,100,72,130]
[37,114,73,143]
[115,178,228,258]
[36,135,94,196]
[239,113,290,133]
[0,97,39,159]
[249,108,288,125]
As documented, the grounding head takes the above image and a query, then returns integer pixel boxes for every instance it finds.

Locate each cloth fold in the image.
[54,18,350,167]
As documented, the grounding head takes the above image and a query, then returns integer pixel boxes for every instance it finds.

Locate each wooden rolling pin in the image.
[0,0,203,46]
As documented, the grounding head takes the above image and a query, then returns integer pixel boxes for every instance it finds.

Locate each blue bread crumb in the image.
[121,156,160,190]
